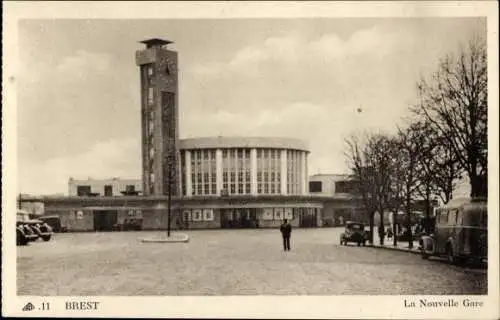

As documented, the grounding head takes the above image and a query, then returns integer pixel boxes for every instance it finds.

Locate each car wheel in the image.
[42,235,52,242]
[17,231,28,246]
[455,257,467,266]
[421,247,429,260]
[362,241,366,247]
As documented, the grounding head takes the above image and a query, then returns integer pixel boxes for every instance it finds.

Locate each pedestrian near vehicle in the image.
[280,219,292,251]
[386,226,393,239]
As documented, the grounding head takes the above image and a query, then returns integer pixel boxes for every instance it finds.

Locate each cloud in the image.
[56,50,112,74]
[229,46,268,70]
[180,101,355,173]
[189,26,406,79]
[18,49,139,163]
[22,50,112,85]
[182,25,417,126]
[18,138,141,195]
[179,25,430,178]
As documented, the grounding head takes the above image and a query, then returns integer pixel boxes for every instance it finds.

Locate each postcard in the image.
[2,1,499,319]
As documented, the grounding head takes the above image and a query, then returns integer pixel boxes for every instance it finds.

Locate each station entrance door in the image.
[220,208,258,228]
[93,210,118,231]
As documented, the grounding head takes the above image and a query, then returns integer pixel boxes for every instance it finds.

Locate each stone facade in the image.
[29,195,341,232]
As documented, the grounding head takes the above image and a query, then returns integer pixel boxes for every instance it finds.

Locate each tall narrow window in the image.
[148,119,154,135]
[148,87,154,105]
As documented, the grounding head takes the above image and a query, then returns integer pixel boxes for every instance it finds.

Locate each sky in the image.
[17,18,485,195]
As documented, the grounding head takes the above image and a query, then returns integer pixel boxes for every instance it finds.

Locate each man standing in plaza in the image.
[280,219,292,251]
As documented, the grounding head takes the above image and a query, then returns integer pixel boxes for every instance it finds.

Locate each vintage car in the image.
[39,215,67,233]
[25,219,54,241]
[421,198,487,265]
[16,209,54,245]
[16,221,39,245]
[340,221,368,246]
[112,218,143,231]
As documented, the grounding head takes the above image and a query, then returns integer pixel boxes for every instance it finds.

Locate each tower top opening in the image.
[140,38,174,49]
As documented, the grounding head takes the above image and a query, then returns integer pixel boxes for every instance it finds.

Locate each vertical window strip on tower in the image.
[148,87,154,105]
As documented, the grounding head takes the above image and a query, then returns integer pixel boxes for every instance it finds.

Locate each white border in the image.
[2,1,499,319]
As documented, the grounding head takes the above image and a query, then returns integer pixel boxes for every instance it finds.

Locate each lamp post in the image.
[167,170,171,238]
[166,140,173,238]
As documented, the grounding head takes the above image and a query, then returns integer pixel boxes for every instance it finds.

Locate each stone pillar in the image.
[185,150,192,197]
[251,148,257,195]
[216,149,223,195]
[280,149,287,195]
[316,207,322,227]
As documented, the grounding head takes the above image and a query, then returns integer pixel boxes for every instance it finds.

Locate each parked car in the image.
[25,219,53,241]
[39,215,67,233]
[17,209,54,245]
[17,209,39,246]
[112,218,143,231]
[16,221,39,245]
[123,218,143,231]
[340,221,368,246]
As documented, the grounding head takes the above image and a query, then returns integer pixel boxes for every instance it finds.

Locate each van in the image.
[420,198,487,265]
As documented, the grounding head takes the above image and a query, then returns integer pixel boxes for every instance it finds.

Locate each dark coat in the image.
[280,222,292,238]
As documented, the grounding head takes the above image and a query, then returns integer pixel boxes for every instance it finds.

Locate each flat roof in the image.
[19,194,362,204]
[140,38,173,48]
[180,136,309,152]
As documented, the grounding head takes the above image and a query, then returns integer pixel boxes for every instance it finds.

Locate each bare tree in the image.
[345,134,377,244]
[432,132,463,204]
[386,137,406,247]
[414,38,487,198]
[368,135,394,246]
[395,122,427,249]
[344,133,394,245]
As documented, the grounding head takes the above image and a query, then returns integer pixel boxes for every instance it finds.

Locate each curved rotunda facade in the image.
[179,137,309,197]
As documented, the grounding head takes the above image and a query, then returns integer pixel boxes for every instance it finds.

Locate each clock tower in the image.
[136,38,180,196]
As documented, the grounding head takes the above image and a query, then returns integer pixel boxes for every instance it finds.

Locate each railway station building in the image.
[20,38,365,231]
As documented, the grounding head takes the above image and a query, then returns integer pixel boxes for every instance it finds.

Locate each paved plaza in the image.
[17,228,487,296]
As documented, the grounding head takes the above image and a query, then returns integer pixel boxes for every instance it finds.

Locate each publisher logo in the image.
[22,302,35,311]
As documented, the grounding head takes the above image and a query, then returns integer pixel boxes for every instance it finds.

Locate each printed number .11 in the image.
[41,302,50,310]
